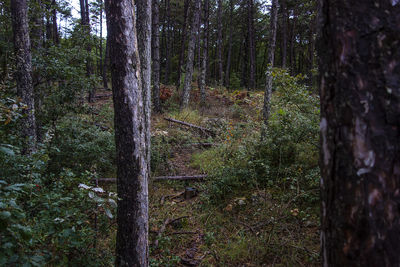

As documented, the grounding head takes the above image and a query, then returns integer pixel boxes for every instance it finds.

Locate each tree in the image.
[105,0,149,265]
[199,0,209,107]
[152,0,161,112]
[224,0,234,87]
[247,0,255,89]
[176,0,189,88]
[262,0,279,134]
[217,0,223,86]
[319,1,400,265]
[11,0,36,154]
[180,0,200,109]
[137,0,152,184]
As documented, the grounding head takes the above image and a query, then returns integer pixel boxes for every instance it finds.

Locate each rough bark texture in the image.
[199,0,209,107]
[105,0,149,265]
[152,0,161,112]
[247,0,255,89]
[180,0,200,109]
[318,1,400,266]
[217,0,223,86]
[137,0,152,180]
[262,0,279,134]
[224,0,234,87]
[103,32,109,89]
[11,0,36,154]
[164,0,171,84]
[176,0,190,88]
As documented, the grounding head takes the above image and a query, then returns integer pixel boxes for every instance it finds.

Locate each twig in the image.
[164,117,215,136]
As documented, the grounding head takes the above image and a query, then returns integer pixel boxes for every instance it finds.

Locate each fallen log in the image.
[95,175,207,183]
[184,142,215,147]
[164,117,215,136]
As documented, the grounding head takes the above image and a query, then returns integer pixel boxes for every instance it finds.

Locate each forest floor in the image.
[93,85,320,266]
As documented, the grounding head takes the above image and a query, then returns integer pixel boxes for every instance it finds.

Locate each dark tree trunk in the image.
[199,0,209,107]
[164,0,171,84]
[289,8,297,75]
[247,0,255,89]
[80,0,94,103]
[11,0,36,154]
[280,0,287,68]
[319,1,400,266]
[217,0,223,86]
[137,0,152,176]
[262,0,278,135]
[176,0,189,88]
[51,0,59,45]
[180,0,201,109]
[152,0,161,112]
[99,0,104,84]
[224,0,234,87]
[105,0,149,265]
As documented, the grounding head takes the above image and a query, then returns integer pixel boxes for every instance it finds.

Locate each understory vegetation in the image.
[1,66,320,265]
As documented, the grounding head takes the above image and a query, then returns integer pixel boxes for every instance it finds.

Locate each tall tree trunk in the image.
[164,0,171,84]
[176,0,189,88]
[180,0,200,109]
[99,0,104,82]
[262,0,278,135]
[224,0,233,87]
[199,0,209,107]
[137,0,152,178]
[217,0,223,86]
[105,0,149,265]
[80,0,95,103]
[51,0,59,45]
[11,0,36,154]
[247,0,256,89]
[152,0,161,112]
[103,34,109,89]
[280,0,287,68]
[319,1,400,266]
[289,8,297,75]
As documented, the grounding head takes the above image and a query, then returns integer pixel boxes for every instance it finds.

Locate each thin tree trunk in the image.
[224,0,233,87]
[137,0,152,179]
[164,0,171,85]
[81,0,94,103]
[289,8,297,75]
[99,1,103,81]
[247,0,256,89]
[319,1,400,265]
[103,34,109,89]
[199,0,209,107]
[217,0,223,86]
[180,0,201,109]
[152,0,161,112]
[281,0,287,68]
[11,0,36,154]
[262,0,279,136]
[51,0,59,45]
[176,0,189,88]
[105,0,149,265]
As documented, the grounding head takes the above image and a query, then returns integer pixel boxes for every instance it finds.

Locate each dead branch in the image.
[167,231,198,235]
[164,117,215,136]
[94,175,207,183]
[153,216,190,248]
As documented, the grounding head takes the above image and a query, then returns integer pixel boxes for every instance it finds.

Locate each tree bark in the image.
[224,0,234,88]
[105,0,149,265]
[164,0,171,85]
[103,31,109,89]
[152,0,161,112]
[319,1,400,266]
[280,0,287,68]
[199,0,209,107]
[217,0,223,86]
[51,0,59,45]
[176,0,190,88]
[11,0,36,154]
[289,8,297,75]
[247,0,256,89]
[262,0,278,135]
[180,0,201,109]
[137,0,152,182]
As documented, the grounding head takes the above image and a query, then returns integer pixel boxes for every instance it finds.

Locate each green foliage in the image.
[47,115,115,176]
[228,72,241,90]
[205,69,320,205]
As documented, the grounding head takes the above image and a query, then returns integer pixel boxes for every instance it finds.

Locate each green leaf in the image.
[0,211,11,220]
[0,144,15,156]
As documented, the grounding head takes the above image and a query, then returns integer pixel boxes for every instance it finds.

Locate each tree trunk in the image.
[319,1,400,266]
[152,0,161,112]
[180,0,201,109]
[80,0,94,103]
[51,0,59,45]
[289,8,297,75]
[105,0,149,265]
[103,34,109,89]
[199,0,209,107]
[137,0,152,180]
[11,0,36,154]
[176,0,189,88]
[99,0,104,83]
[217,0,223,86]
[164,0,171,85]
[262,0,278,135]
[247,0,255,89]
[224,0,234,87]
[280,0,287,68]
